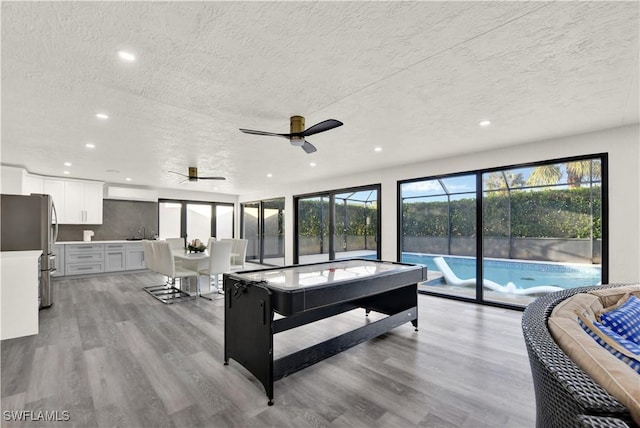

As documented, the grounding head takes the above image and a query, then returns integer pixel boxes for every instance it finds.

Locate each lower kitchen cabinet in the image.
[104,244,126,272]
[58,241,147,276]
[65,243,104,276]
[125,243,146,270]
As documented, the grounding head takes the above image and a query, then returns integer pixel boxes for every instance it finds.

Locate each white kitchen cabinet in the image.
[43,177,66,222]
[22,173,43,195]
[63,180,103,224]
[1,251,41,340]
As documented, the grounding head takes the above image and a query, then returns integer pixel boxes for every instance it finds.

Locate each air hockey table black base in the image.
[223,259,426,405]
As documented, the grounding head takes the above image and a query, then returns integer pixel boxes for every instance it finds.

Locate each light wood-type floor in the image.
[1,272,536,427]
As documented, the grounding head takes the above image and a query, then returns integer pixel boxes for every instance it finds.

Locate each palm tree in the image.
[484,171,526,193]
[526,161,601,188]
[526,164,562,186]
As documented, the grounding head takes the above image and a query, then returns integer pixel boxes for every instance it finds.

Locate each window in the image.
[399,155,606,308]
[295,185,380,263]
[240,198,285,266]
[158,199,234,245]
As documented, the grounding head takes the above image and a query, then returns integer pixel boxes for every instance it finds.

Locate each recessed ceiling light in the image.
[479,120,491,127]
[374,147,382,152]
[267,173,273,178]
[96,113,109,120]
[125,177,132,182]
[117,50,136,62]
[63,171,70,175]
[310,162,316,167]
[64,162,72,167]
[85,143,95,149]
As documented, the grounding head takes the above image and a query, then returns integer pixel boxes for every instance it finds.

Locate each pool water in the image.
[401,253,601,289]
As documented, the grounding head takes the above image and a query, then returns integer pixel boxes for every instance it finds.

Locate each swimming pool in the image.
[401,253,601,289]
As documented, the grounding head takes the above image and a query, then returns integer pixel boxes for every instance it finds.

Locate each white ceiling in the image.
[2,1,638,195]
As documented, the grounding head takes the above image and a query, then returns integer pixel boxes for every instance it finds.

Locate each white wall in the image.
[240,125,640,283]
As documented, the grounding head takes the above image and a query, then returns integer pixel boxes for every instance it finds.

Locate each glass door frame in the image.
[397,153,608,310]
[158,198,235,243]
[240,198,285,266]
[293,184,381,264]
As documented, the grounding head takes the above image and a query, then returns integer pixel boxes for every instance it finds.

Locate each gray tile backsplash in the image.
[57,200,158,241]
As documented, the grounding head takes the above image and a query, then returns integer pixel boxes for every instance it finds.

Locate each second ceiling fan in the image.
[239,116,343,154]
[169,167,225,183]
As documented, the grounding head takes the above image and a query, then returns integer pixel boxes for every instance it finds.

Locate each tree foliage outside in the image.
[298,199,378,237]
[527,160,601,188]
[402,186,601,239]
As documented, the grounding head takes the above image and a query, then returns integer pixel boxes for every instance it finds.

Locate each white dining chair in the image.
[166,237,185,268]
[231,239,248,271]
[222,238,248,271]
[166,237,184,251]
[143,241,199,303]
[142,239,155,272]
[197,240,232,299]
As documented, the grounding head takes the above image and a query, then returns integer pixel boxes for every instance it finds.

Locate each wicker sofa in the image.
[522,285,639,428]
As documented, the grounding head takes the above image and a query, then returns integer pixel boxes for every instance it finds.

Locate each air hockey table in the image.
[223,258,427,405]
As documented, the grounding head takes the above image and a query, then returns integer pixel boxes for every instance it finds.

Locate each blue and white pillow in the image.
[600,295,640,345]
[578,316,640,374]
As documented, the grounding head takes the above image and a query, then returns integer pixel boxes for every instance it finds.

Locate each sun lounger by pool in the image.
[433,257,564,295]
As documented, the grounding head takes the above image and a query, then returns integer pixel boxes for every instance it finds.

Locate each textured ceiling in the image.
[2,1,638,195]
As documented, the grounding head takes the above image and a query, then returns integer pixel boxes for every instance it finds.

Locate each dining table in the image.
[173,250,239,296]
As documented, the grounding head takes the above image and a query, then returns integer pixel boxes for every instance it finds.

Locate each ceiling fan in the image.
[239,116,343,154]
[168,167,225,182]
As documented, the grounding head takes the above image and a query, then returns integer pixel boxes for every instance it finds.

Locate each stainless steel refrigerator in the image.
[1,194,58,308]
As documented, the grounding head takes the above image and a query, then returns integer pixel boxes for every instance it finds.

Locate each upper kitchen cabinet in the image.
[42,178,66,221]
[22,173,43,195]
[63,180,103,224]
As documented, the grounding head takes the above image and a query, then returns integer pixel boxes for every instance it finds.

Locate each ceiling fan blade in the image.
[301,140,317,154]
[239,128,290,138]
[197,176,226,180]
[301,119,343,137]
[168,170,188,177]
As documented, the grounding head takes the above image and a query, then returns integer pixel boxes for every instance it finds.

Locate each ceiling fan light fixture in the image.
[239,115,342,154]
[290,136,305,147]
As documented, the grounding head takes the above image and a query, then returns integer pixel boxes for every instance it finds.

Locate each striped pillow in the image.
[578,314,640,375]
[600,295,640,345]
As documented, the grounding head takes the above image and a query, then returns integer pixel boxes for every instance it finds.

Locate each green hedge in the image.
[403,187,601,239]
[298,199,378,237]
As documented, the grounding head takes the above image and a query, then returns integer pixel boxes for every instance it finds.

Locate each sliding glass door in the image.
[400,175,477,299]
[158,199,234,245]
[262,198,285,266]
[295,185,380,264]
[242,202,260,264]
[158,201,182,240]
[215,204,234,239]
[296,196,330,263]
[186,203,212,245]
[240,198,285,266]
[482,159,603,306]
[398,154,606,308]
